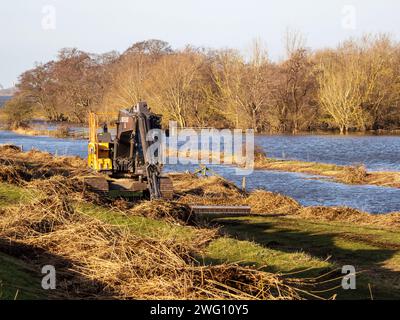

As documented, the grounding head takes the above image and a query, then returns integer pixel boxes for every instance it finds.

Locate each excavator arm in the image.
[137,112,162,199]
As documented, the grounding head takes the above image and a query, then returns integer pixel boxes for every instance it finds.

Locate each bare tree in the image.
[2,93,33,128]
[273,30,318,133]
[7,36,400,134]
[16,62,63,121]
[210,49,245,128]
[211,40,271,132]
[318,35,400,133]
[102,50,152,112]
[147,49,207,128]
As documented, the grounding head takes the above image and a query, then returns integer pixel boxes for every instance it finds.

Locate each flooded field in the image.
[256,134,400,171]
[1,130,400,213]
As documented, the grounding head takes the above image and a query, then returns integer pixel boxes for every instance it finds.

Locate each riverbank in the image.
[6,129,400,191]
[0,146,399,299]
[168,148,400,189]
[11,126,87,139]
[253,156,400,188]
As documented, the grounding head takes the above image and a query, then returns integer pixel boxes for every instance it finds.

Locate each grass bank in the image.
[11,126,87,139]
[253,156,400,189]
[0,146,399,299]
[0,253,46,300]
[211,215,400,299]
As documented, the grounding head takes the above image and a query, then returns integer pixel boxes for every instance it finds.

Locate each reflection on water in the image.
[1,130,400,214]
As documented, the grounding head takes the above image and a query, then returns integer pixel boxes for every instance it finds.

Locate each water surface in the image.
[1,130,400,214]
[256,135,400,171]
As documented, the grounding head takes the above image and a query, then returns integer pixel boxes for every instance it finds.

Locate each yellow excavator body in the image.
[85,102,250,215]
[88,141,113,171]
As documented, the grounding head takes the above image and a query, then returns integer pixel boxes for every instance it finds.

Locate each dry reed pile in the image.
[128,200,194,223]
[340,165,368,184]
[0,146,319,300]
[172,173,300,215]
[170,172,400,229]
[296,206,400,228]
[173,173,246,206]
[245,190,301,214]
[0,181,313,300]
[0,145,87,185]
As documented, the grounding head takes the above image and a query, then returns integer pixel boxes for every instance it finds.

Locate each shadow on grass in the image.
[0,238,117,300]
[203,215,400,300]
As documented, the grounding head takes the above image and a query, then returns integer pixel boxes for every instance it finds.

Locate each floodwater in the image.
[0,130,87,157]
[256,134,400,171]
[1,130,400,214]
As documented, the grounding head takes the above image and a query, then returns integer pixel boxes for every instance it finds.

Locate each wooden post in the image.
[242,176,246,192]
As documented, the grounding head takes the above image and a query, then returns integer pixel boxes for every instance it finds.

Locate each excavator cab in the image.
[86,102,173,200]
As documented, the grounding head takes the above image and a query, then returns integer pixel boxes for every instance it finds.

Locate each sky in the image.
[0,0,399,88]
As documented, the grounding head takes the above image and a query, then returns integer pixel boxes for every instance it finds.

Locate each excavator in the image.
[84,101,251,215]
[84,102,173,200]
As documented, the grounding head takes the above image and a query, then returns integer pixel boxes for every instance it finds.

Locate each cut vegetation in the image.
[0,146,399,299]
[253,150,400,189]
[168,146,400,189]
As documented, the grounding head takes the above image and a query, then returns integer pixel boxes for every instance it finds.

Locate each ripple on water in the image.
[2,130,400,214]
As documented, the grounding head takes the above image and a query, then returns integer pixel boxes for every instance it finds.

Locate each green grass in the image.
[77,203,198,242]
[205,237,331,276]
[0,253,45,300]
[0,183,46,300]
[0,183,333,296]
[0,182,27,207]
[210,215,400,299]
[1,181,399,299]
[78,203,332,278]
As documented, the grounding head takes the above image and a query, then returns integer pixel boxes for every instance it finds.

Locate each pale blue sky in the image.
[1,0,399,87]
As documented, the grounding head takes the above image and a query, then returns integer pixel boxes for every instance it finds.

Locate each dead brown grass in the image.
[245,190,301,214]
[13,126,71,138]
[296,206,400,228]
[340,165,368,184]
[173,173,247,206]
[253,150,400,189]
[0,182,315,300]
[171,173,300,215]
[129,200,194,223]
[0,145,87,185]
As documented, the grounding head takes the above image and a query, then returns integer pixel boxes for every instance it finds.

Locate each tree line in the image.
[4,34,400,134]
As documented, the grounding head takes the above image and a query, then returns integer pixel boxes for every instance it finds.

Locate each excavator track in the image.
[84,175,174,200]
